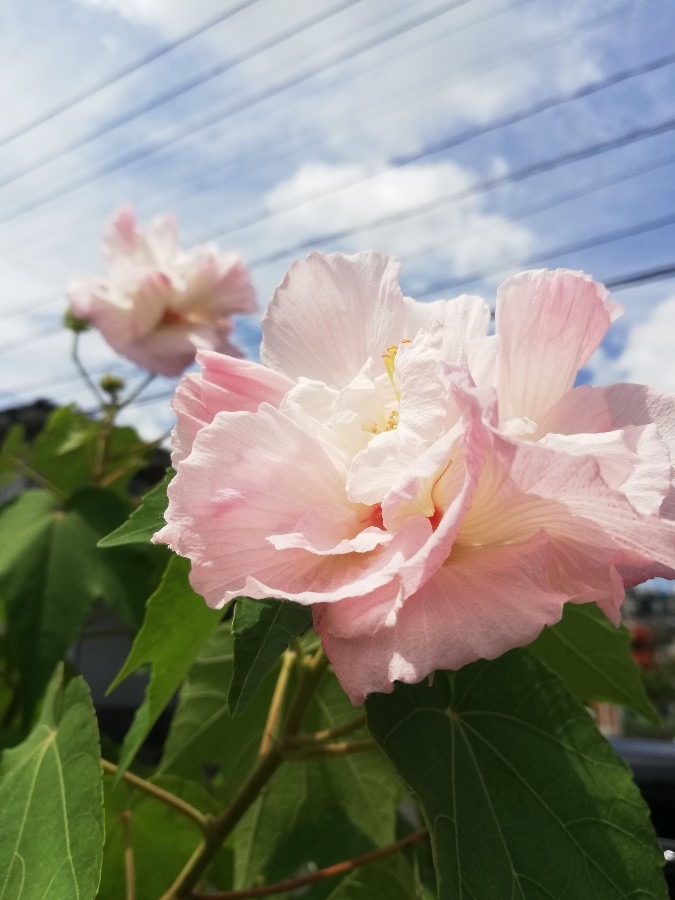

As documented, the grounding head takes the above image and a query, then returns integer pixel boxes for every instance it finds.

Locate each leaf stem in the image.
[9,457,66,499]
[71,331,103,406]
[162,646,328,899]
[189,828,429,899]
[117,372,156,411]
[119,810,137,900]
[285,713,367,747]
[258,649,295,758]
[101,759,209,834]
[285,738,377,761]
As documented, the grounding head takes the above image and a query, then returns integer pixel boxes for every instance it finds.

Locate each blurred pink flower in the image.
[154,252,675,704]
[67,205,256,376]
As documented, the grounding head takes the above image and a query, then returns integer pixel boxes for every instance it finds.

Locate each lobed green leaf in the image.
[366,650,668,900]
[0,666,104,899]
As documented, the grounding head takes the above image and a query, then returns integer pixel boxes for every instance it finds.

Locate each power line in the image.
[0,293,58,322]
[244,113,675,269]
[3,116,674,358]
[0,0,465,224]
[400,148,675,269]
[0,0,261,152]
[606,264,675,290]
[417,211,675,298]
[0,0,363,197]
[207,8,672,242]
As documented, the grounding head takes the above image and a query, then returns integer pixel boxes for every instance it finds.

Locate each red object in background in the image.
[631,623,656,670]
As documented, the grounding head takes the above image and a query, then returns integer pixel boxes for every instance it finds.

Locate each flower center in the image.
[364,340,411,435]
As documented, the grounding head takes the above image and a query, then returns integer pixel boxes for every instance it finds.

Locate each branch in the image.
[259,649,295,758]
[119,810,137,900]
[101,759,209,834]
[71,331,103,405]
[8,457,66,500]
[117,372,156,411]
[285,713,367,748]
[190,828,429,899]
[162,646,329,899]
[285,738,377,761]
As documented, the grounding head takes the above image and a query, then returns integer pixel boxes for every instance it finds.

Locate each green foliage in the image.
[98,468,173,548]
[531,601,659,723]
[325,858,417,899]
[110,555,221,776]
[29,407,150,496]
[99,774,220,900]
[0,423,28,489]
[159,622,277,792]
[366,649,668,900]
[0,666,104,899]
[0,487,167,720]
[232,676,400,898]
[229,597,312,714]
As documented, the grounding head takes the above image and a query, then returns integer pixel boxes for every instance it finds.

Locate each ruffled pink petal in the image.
[261,251,410,388]
[154,404,433,608]
[104,204,142,260]
[171,351,294,465]
[495,269,621,425]
[539,382,675,520]
[402,292,490,363]
[315,536,568,705]
[146,214,179,266]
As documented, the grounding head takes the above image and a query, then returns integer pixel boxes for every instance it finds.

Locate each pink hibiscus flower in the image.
[67,205,256,376]
[154,252,675,704]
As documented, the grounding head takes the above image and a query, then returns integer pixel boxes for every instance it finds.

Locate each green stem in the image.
[101,759,209,834]
[10,458,65,499]
[285,738,377,761]
[285,713,367,748]
[190,828,429,899]
[119,810,137,900]
[162,647,328,899]
[117,372,156,411]
[71,331,103,406]
[258,649,295,758]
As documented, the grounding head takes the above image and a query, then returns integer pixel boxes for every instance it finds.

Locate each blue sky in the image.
[0,0,673,436]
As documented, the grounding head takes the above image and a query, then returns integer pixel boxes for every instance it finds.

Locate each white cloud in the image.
[261,159,533,286]
[608,292,675,392]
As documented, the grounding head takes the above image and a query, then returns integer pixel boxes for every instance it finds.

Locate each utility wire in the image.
[0,293,58,322]
[0,0,262,152]
[9,260,675,404]
[401,149,675,268]
[606,264,675,290]
[244,113,675,269]
[0,0,465,223]
[207,10,672,241]
[417,211,675,298]
[0,0,363,196]
[3,112,674,356]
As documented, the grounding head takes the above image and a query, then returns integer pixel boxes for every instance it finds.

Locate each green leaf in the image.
[325,858,417,899]
[229,597,312,715]
[0,490,107,719]
[111,555,221,776]
[366,650,668,900]
[66,487,169,631]
[530,602,659,724]
[233,675,400,898]
[30,407,150,496]
[0,423,28,490]
[0,666,104,899]
[98,773,220,900]
[159,623,277,791]
[98,469,173,548]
